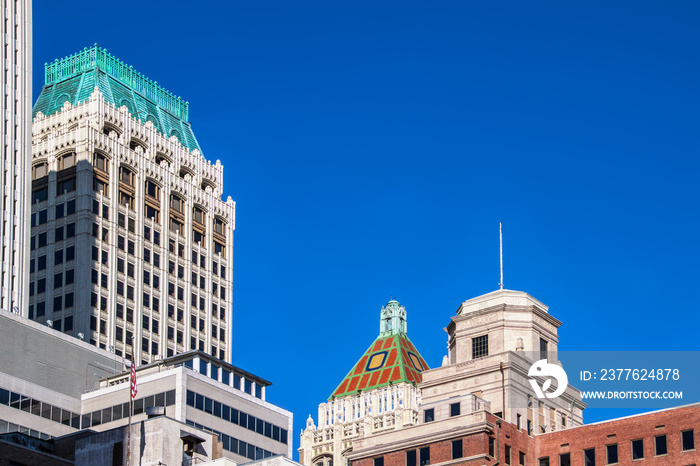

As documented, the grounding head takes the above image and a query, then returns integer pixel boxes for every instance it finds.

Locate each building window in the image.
[170,195,184,213]
[584,448,595,466]
[93,152,108,172]
[540,338,548,359]
[58,152,75,170]
[119,166,135,186]
[94,177,108,196]
[451,440,462,459]
[32,162,48,179]
[505,444,511,465]
[193,230,204,244]
[119,191,133,208]
[606,444,617,464]
[682,429,695,451]
[519,452,526,466]
[214,218,225,236]
[374,458,384,466]
[112,441,123,465]
[423,408,434,423]
[193,207,205,224]
[450,402,460,417]
[655,435,667,456]
[214,241,225,255]
[145,180,160,200]
[559,453,570,466]
[472,334,488,358]
[170,217,183,234]
[419,447,430,466]
[32,187,48,203]
[146,205,160,222]
[406,450,416,466]
[538,458,549,466]
[631,439,644,460]
[57,177,76,195]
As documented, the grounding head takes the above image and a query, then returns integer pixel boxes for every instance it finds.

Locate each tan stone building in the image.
[430,288,585,432]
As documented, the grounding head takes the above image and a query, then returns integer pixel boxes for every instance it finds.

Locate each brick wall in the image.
[536,405,700,465]
[352,405,700,466]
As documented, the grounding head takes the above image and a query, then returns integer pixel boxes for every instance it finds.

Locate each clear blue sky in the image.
[34,0,700,455]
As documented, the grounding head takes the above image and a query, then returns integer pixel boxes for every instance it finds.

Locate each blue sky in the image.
[34,0,700,455]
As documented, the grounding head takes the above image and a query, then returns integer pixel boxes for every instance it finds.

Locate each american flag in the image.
[131,362,137,399]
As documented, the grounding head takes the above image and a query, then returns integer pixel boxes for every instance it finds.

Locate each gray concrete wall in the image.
[0,311,122,398]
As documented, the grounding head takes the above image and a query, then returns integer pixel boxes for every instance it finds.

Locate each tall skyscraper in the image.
[1,0,32,315]
[29,45,235,365]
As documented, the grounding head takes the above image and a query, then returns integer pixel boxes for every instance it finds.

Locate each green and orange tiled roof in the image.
[329,300,429,400]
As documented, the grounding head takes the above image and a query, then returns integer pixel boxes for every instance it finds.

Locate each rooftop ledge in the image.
[44,44,189,121]
[456,288,549,316]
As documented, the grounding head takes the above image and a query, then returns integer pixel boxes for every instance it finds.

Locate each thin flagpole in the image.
[499,223,504,290]
[126,354,134,466]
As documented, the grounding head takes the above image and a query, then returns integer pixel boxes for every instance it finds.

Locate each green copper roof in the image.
[329,300,429,400]
[33,45,202,153]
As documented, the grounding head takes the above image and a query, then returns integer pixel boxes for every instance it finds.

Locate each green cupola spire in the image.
[380,299,407,336]
[328,298,428,400]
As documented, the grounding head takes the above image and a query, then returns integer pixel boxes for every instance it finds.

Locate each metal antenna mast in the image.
[499,223,504,290]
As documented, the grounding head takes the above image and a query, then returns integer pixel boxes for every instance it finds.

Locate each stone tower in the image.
[29,46,235,364]
[299,299,429,466]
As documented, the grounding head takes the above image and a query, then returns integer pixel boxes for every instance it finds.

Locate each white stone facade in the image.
[0,0,32,316]
[29,88,236,364]
[423,289,586,433]
[299,383,422,466]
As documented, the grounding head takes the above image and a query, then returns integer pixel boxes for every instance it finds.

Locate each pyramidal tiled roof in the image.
[32,45,202,154]
[329,300,429,400]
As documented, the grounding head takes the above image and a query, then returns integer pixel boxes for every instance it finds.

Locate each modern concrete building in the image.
[88,350,293,461]
[0,0,32,316]
[299,300,431,466]
[28,45,235,365]
[0,309,293,463]
[73,416,222,465]
[0,309,122,441]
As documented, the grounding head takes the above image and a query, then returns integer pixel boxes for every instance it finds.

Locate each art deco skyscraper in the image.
[1,0,32,315]
[29,46,235,365]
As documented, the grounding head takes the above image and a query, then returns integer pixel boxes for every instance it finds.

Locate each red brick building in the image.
[349,403,699,466]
